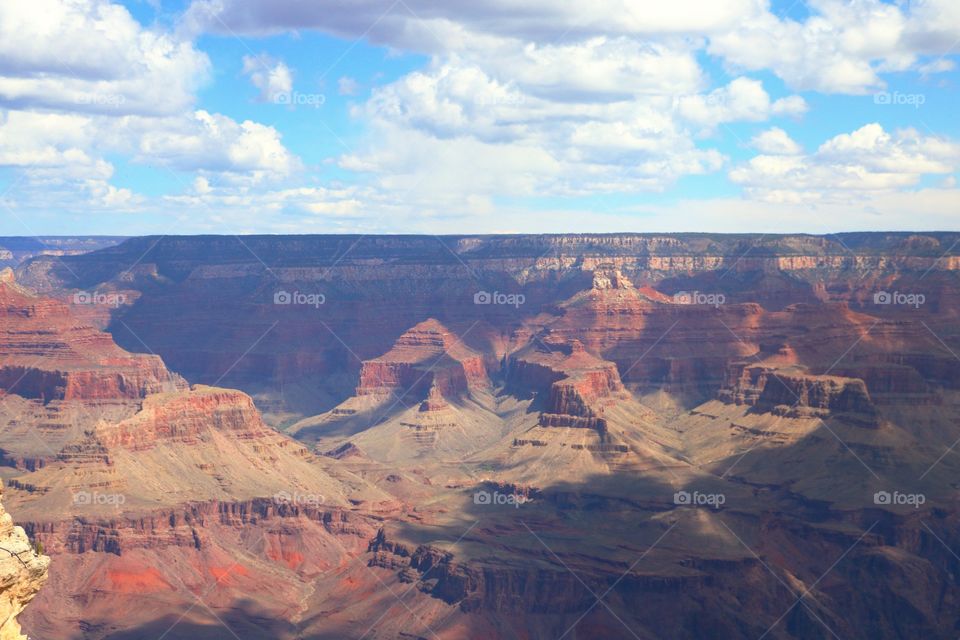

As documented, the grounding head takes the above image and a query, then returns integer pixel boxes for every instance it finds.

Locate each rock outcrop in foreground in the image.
[0,489,47,640]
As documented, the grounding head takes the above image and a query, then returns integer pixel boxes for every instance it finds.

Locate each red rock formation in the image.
[535,268,765,398]
[719,363,879,424]
[507,333,626,434]
[0,277,184,401]
[94,386,271,450]
[18,498,391,639]
[7,234,960,639]
[357,319,489,403]
[17,234,960,413]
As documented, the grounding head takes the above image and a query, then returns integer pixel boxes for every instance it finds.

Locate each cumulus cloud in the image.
[136,111,299,180]
[164,183,368,229]
[345,59,747,198]
[709,0,960,94]
[242,55,293,103]
[186,0,959,97]
[0,110,141,212]
[182,0,960,225]
[750,127,803,155]
[2,0,957,231]
[0,0,209,115]
[482,38,705,101]
[0,0,301,214]
[676,78,807,127]
[730,124,960,202]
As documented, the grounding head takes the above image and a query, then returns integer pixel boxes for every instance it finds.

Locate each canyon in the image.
[1,233,960,638]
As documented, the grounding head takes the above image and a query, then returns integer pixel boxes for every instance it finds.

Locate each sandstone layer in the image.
[0,489,47,640]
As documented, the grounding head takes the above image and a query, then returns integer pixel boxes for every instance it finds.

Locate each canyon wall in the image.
[5,233,960,638]
[14,233,960,402]
[0,490,47,640]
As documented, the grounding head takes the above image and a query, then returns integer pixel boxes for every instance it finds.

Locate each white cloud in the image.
[110,184,960,234]
[242,55,293,103]
[0,0,301,213]
[186,0,960,98]
[676,77,807,127]
[731,123,960,202]
[0,110,140,211]
[133,110,300,180]
[482,38,705,100]
[709,0,960,94]
[750,127,803,155]
[0,107,301,218]
[345,59,740,198]
[163,183,369,230]
[2,0,957,232]
[0,0,209,115]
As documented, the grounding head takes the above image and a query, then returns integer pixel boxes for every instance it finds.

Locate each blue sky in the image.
[0,0,958,235]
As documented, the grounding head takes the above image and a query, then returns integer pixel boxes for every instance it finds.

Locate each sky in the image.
[0,0,958,235]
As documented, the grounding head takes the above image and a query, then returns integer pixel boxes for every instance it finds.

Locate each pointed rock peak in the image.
[0,268,14,284]
[408,317,452,334]
[591,268,634,290]
[389,318,482,363]
[396,318,456,348]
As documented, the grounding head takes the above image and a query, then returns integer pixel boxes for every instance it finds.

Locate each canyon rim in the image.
[0,233,959,638]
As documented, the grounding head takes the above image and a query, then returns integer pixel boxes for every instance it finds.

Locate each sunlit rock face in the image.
[0,489,48,640]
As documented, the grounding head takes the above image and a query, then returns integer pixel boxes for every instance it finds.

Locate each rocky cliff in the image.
[6,234,960,639]
[719,363,880,424]
[0,489,47,640]
[0,281,401,638]
[14,233,960,411]
[356,318,489,402]
[0,274,184,401]
[506,333,628,435]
